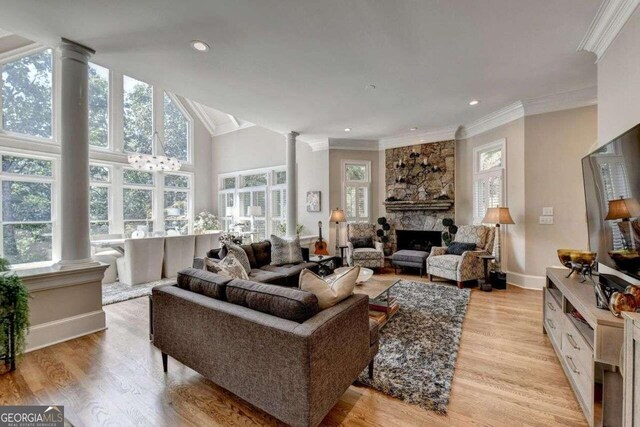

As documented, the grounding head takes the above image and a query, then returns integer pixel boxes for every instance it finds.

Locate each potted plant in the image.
[376,217,392,256]
[0,257,29,373]
[441,218,458,246]
[194,211,222,234]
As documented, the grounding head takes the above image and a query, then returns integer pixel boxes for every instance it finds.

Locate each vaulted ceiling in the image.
[0,0,600,141]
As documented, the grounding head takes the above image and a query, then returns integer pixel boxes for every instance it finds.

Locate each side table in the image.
[478,255,495,292]
[309,255,338,277]
[339,246,348,268]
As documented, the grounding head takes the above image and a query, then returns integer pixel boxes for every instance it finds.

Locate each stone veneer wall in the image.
[384,140,455,252]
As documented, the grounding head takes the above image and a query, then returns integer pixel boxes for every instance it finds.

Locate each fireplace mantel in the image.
[383,200,454,212]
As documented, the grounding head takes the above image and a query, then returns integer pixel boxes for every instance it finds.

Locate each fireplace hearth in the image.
[395,230,442,253]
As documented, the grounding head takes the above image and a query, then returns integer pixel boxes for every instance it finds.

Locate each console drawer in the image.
[563,315,594,372]
[544,289,562,346]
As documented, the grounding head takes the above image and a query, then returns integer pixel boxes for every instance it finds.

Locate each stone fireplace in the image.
[395,229,442,253]
[383,140,455,253]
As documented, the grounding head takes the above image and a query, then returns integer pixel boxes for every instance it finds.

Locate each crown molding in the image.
[456,102,524,140]
[305,138,330,152]
[578,0,640,62]
[378,126,457,150]
[183,99,216,136]
[522,86,597,116]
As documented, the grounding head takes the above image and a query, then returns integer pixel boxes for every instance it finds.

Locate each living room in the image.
[1,1,640,426]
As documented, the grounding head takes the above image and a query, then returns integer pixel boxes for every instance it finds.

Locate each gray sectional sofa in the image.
[196,240,320,287]
[151,268,378,427]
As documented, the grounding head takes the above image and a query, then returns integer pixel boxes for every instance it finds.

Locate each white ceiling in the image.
[0,0,600,141]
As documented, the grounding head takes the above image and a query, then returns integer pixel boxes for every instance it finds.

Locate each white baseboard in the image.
[26,309,106,352]
[506,271,545,290]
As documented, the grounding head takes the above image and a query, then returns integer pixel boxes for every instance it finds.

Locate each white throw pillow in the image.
[209,254,249,280]
[299,266,359,310]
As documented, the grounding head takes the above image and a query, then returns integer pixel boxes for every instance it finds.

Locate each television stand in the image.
[545,268,625,427]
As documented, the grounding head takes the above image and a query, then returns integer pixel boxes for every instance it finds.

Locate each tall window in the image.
[343,160,370,222]
[123,75,152,154]
[473,140,505,224]
[164,173,191,235]
[163,93,190,162]
[219,168,285,239]
[89,164,111,235]
[1,49,53,139]
[88,63,109,148]
[0,153,54,264]
[123,169,154,236]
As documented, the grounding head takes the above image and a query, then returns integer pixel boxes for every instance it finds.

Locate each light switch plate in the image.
[539,216,554,225]
[542,207,554,216]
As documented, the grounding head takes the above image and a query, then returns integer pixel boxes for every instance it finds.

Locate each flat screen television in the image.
[582,123,640,280]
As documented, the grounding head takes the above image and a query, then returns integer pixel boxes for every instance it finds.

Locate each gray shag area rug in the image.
[102,278,175,305]
[358,280,471,414]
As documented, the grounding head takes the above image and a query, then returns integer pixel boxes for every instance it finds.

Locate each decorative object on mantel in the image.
[441,218,458,246]
[556,249,597,283]
[128,131,182,172]
[0,256,29,373]
[481,207,514,273]
[329,208,346,255]
[383,200,454,211]
[376,217,392,256]
[306,191,321,212]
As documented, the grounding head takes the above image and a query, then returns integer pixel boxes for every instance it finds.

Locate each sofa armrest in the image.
[430,246,447,257]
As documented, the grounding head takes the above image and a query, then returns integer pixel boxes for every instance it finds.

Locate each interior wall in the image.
[210,125,329,237]
[524,106,597,278]
[456,118,526,279]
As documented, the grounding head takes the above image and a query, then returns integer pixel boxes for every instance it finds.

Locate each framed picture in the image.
[306,191,321,212]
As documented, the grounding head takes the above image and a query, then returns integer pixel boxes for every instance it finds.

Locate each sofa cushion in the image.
[350,236,374,249]
[208,254,250,280]
[270,234,304,265]
[249,268,286,284]
[428,254,461,270]
[446,242,476,255]
[260,262,317,277]
[353,247,384,260]
[391,249,429,263]
[224,243,255,273]
[226,279,320,322]
[299,267,358,310]
[251,240,271,267]
[176,268,231,300]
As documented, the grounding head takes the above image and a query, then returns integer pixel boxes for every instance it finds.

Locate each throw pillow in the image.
[224,243,252,274]
[299,266,359,309]
[350,236,374,249]
[446,242,477,255]
[213,254,250,280]
[270,234,304,265]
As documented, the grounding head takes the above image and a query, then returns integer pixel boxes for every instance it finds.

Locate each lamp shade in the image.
[482,207,515,225]
[329,208,346,223]
[605,197,640,220]
[247,205,263,217]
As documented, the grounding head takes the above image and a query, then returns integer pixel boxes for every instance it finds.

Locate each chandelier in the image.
[128,131,182,172]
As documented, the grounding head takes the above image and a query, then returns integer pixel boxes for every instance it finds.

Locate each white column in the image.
[286,131,299,237]
[55,39,99,269]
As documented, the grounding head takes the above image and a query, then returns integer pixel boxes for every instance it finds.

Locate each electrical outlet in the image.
[542,207,554,216]
[539,216,554,225]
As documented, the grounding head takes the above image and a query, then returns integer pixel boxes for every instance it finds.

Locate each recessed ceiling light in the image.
[469,99,480,106]
[366,84,376,90]
[344,128,352,132]
[190,40,210,52]
[410,127,418,131]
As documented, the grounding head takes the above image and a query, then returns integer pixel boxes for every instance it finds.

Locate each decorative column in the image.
[286,131,299,237]
[55,38,98,269]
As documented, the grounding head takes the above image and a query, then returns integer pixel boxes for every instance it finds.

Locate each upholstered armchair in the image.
[346,223,385,269]
[426,225,496,289]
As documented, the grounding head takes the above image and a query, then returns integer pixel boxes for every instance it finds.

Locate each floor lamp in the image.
[329,208,346,255]
[481,207,515,273]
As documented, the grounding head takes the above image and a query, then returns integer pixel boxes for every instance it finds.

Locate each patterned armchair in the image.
[346,223,385,269]
[426,225,496,289]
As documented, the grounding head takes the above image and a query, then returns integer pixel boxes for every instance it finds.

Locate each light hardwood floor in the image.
[0,273,588,427]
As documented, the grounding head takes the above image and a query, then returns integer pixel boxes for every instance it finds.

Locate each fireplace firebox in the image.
[395,230,442,253]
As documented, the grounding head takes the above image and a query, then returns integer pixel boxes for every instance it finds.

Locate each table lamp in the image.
[329,208,346,255]
[605,197,640,249]
[481,207,515,272]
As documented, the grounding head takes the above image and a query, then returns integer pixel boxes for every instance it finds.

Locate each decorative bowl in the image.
[334,267,374,284]
[609,250,640,272]
[557,249,597,268]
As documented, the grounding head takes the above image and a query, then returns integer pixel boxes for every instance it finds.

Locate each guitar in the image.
[314,221,329,255]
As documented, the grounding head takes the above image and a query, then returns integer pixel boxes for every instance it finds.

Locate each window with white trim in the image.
[122,169,155,236]
[164,173,191,235]
[88,62,109,148]
[123,75,153,155]
[1,49,53,139]
[89,164,111,235]
[163,92,191,162]
[0,153,55,264]
[473,140,505,224]
[343,160,370,223]
[219,168,286,239]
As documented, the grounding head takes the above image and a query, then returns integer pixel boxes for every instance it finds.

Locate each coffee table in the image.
[354,276,401,327]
